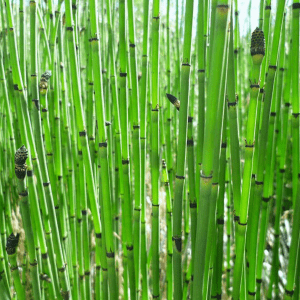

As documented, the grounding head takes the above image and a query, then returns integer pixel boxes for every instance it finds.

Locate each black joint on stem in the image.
[280,67,285,71]
[55,206,59,210]
[182,63,191,67]
[234,49,238,54]
[66,27,74,31]
[292,113,300,118]
[129,43,135,48]
[270,112,276,116]
[265,5,271,10]
[245,144,254,148]
[58,265,66,272]
[153,16,160,20]
[79,130,87,137]
[58,176,62,180]
[250,84,259,89]
[280,169,285,173]
[106,252,115,258]
[27,170,33,177]
[72,4,77,9]
[42,108,48,112]
[176,175,185,179]
[262,197,270,203]
[269,65,277,70]
[252,174,256,179]
[102,268,107,271]
[43,182,50,187]
[42,253,48,259]
[29,261,38,266]
[152,295,160,299]
[96,233,101,239]
[96,266,101,270]
[99,142,108,147]
[212,182,218,186]
[122,159,129,165]
[255,181,263,185]
[19,191,28,197]
[14,84,18,91]
[79,275,85,280]
[221,142,227,148]
[260,88,264,93]
[85,271,90,276]
[217,219,224,225]
[188,116,193,122]
[285,289,294,296]
[190,202,197,208]
[152,204,159,207]
[292,3,300,9]
[274,233,280,237]
[133,125,140,129]
[248,291,256,296]
[228,101,237,107]
[187,139,194,146]
[81,210,87,216]
[126,245,133,251]
[152,108,159,111]
[235,11,239,16]
[120,72,127,77]
[238,221,247,226]
[227,234,231,238]
[285,102,291,107]
[134,208,141,211]
[217,4,229,8]
[198,69,205,73]
[256,278,262,283]
[172,236,182,252]
[78,151,82,155]
[77,218,82,223]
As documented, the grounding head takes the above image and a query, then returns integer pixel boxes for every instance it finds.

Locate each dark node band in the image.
[255,181,263,185]
[58,176,62,180]
[292,113,300,117]
[153,16,160,20]
[58,265,66,272]
[72,4,77,9]
[182,63,191,67]
[187,139,194,146]
[85,271,91,276]
[190,202,197,208]
[79,130,87,137]
[250,84,260,89]
[262,197,270,203]
[96,266,101,270]
[212,182,218,186]
[198,69,205,73]
[217,4,229,8]
[256,278,262,283]
[270,112,276,116]
[172,236,182,252]
[188,116,193,122]
[248,291,256,296]
[134,208,141,211]
[217,219,224,225]
[269,65,277,70]
[133,125,140,129]
[120,72,127,77]
[265,5,271,9]
[122,159,129,165]
[285,102,291,107]
[106,252,115,258]
[77,218,82,223]
[129,43,135,48]
[78,151,82,155]
[42,108,48,112]
[176,175,185,179]
[152,295,160,299]
[79,275,85,280]
[81,210,87,216]
[152,204,159,207]
[19,191,28,197]
[234,49,238,54]
[96,233,101,239]
[285,289,294,296]
[29,261,38,266]
[280,67,285,71]
[27,170,33,176]
[252,174,256,179]
[66,26,74,31]
[43,182,50,187]
[274,233,280,237]
[280,169,285,173]
[245,144,254,148]
[292,3,300,9]
[260,88,264,93]
[99,142,108,147]
[167,118,172,122]
[228,101,237,107]
[55,206,59,209]
[126,245,134,251]
[238,221,247,226]
[42,253,48,259]
[151,108,159,111]
[221,142,227,148]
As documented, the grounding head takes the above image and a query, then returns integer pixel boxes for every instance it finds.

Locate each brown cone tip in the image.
[251,27,265,56]
[15,145,28,165]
